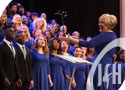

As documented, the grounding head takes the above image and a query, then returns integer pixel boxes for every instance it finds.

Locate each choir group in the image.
[0,2,125,90]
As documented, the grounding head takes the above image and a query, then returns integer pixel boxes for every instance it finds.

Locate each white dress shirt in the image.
[17,43,27,60]
[4,39,16,58]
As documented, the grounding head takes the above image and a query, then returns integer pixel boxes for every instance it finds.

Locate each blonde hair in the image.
[12,14,22,25]
[60,25,67,31]
[20,24,31,41]
[33,35,49,54]
[0,14,7,23]
[72,31,80,37]
[99,14,117,30]
[33,17,47,32]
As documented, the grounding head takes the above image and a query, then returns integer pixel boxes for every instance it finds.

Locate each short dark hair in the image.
[3,23,15,32]
[60,40,70,53]
[44,30,53,38]
[31,12,39,18]
[18,5,24,9]
[9,2,17,8]
[15,30,24,38]
[48,38,60,53]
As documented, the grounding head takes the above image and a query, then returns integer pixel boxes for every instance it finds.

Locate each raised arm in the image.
[60,33,79,44]
[60,33,106,48]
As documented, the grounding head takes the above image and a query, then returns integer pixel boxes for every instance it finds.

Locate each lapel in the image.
[15,43,26,60]
[18,45,24,57]
[2,41,16,58]
[15,43,29,61]
[25,47,29,61]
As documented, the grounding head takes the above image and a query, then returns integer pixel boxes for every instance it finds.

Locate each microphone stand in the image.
[61,15,65,25]
[54,10,67,25]
[68,63,78,90]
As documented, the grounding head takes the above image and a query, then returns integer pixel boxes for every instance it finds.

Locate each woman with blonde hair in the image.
[33,17,47,33]
[60,13,117,90]
[20,24,31,41]
[60,25,68,37]
[12,14,22,30]
[20,24,34,49]
[31,35,53,90]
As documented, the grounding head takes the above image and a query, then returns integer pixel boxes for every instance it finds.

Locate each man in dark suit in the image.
[0,24,22,90]
[15,30,34,90]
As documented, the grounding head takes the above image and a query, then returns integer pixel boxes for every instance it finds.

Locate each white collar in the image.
[17,43,25,48]
[4,39,13,45]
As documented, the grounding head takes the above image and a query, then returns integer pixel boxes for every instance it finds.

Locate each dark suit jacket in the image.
[14,43,33,83]
[0,41,21,84]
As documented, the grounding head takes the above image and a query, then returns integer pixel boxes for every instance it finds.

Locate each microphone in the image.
[63,11,68,17]
[54,10,68,17]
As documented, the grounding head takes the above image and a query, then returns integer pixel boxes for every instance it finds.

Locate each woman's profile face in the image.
[37,37,45,47]
[52,39,60,50]
[98,20,108,32]
[63,26,67,34]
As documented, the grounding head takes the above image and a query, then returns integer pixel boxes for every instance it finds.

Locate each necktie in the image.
[22,45,26,60]
[10,43,15,58]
